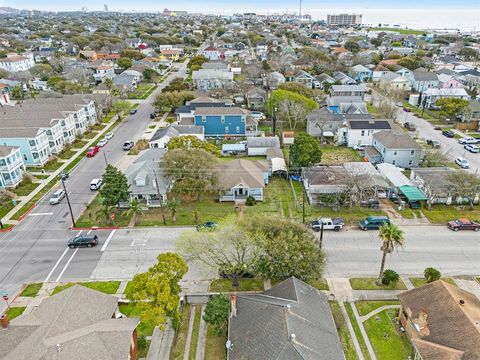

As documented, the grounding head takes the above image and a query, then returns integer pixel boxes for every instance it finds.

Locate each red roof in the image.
[204,46,218,51]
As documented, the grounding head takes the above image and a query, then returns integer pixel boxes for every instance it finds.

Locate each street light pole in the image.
[61,178,76,228]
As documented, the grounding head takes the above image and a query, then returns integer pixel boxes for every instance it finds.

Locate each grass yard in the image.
[173,304,191,360]
[34,174,51,180]
[307,278,330,290]
[5,306,26,320]
[345,302,371,360]
[409,277,456,288]
[128,139,149,155]
[20,283,43,297]
[128,83,157,99]
[349,278,407,290]
[188,306,202,360]
[82,130,97,140]
[102,111,117,123]
[364,308,414,360]
[138,339,151,358]
[204,325,227,360]
[368,27,425,35]
[245,178,294,219]
[51,281,120,295]
[0,200,14,219]
[72,139,89,149]
[320,146,364,165]
[209,278,264,292]
[42,158,64,172]
[330,302,359,360]
[58,148,78,160]
[421,204,480,224]
[10,177,59,220]
[355,301,400,317]
[118,302,155,337]
[76,194,132,227]
[14,180,40,196]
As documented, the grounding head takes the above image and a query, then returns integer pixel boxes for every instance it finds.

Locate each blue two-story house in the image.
[0,145,25,188]
[0,128,50,166]
[193,107,258,137]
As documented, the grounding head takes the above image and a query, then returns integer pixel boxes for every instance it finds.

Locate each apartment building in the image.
[0,127,50,166]
[327,13,363,26]
[0,53,35,73]
[0,146,25,188]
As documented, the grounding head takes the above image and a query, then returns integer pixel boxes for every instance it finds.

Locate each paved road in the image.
[0,62,188,311]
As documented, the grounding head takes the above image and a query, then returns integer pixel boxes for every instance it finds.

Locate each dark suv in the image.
[68,234,99,248]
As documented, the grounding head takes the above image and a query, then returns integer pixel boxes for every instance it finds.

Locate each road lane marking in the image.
[101,229,116,252]
[28,212,54,216]
[55,248,79,283]
[44,247,69,283]
[87,229,92,235]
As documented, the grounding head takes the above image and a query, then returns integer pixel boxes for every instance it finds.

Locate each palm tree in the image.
[122,199,145,225]
[96,205,114,225]
[377,223,405,285]
[167,199,179,223]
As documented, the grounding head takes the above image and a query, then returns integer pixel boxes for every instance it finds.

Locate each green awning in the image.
[399,185,427,202]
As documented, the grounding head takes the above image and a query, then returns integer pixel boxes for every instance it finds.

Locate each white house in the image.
[202,46,221,61]
[0,53,35,73]
[337,119,392,147]
[246,136,280,156]
[422,88,470,109]
[148,125,204,149]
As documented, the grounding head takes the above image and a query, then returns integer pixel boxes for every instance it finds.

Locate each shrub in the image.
[382,269,400,286]
[137,335,147,350]
[203,294,229,336]
[245,196,256,206]
[424,267,441,283]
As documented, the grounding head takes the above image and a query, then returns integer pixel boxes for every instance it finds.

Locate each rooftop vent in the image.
[460,299,465,306]
[290,333,296,341]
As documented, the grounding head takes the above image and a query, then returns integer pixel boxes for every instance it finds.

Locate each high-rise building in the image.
[327,13,362,26]
[104,4,108,11]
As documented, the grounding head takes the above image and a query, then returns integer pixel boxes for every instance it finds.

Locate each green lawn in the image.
[345,302,371,360]
[5,306,26,320]
[128,83,158,99]
[209,278,264,292]
[20,283,43,297]
[118,302,155,337]
[173,304,191,360]
[355,301,400,317]
[72,139,89,149]
[349,278,407,290]
[244,178,294,219]
[421,204,480,224]
[0,200,14,219]
[124,280,134,298]
[368,27,425,35]
[307,278,330,290]
[58,148,78,160]
[10,177,59,220]
[13,180,40,196]
[320,146,364,165]
[409,277,456,288]
[204,325,227,360]
[330,302,359,360]
[42,159,64,172]
[34,174,51,180]
[188,306,202,360]
[138,339,151,358]
[51,281,120,295]
[76,194,132,227]
[82,130,97,140]
[364,309,414,360]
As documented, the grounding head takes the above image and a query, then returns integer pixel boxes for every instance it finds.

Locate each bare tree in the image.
[277,99,310,130]
[447,172,480,210]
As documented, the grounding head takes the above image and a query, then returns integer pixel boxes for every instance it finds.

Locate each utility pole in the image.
[153,169,166,225]
[302,188,306,224]
[319,223,324,250]
[61,178,76,228]
[103,152,108,166]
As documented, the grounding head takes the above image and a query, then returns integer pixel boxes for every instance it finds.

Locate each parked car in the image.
[68,234,99,248]
[442,130,455,138]
[459,137,477,145]
[426,139,441,149]
[447,218,480,232]
[403,122,416,131]
[86,146,100,157]
[90,178,103,191]
[360,198,380,209]
[150,113,156,119]
[105,132,114,140]
[359,216,390,230]
[250,111,265,120]
[310,218,344,232]
[403,107,412,112]
[353,144,369,151]
[464,144,479,153]
[130,109,137,115]
[434,126,442,131]
[455,157,470,169]
[123,141,134,151]
[196,221,217,231]
[376,190,387,199]
[97,138,108,147]
[49,189,66,205]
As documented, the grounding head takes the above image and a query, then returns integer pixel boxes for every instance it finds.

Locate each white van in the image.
[90,178,103,191]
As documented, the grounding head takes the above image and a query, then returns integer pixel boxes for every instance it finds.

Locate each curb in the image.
[70,226,120,231]
[17,204,36,222]
[0,226,14,233]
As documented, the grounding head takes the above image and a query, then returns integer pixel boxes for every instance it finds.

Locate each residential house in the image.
[330,84,366,99]
[266,72,286,89]
[371,131,423,168]
[202,46,221,61]
[469,100,480,121]
[218,159,270,202]
[112,73,138,92]
[378,72,411,92]
[78,50,97,61]
[202,62,229,71]
[175,96,231,123]
[227,277,345,360]
[409,70,439,93]
[316,73,336,89]
[332,71,357,85]
[0,285,140,360]
[437,73,464,89]
[193,107,257,137]
[282,131,295,145]
[372,65,391,82]
[266,148,287,174]
[246,87,266,110]
[307,108,372,139]
[398,280,480,360]
[92,64,115,83]
[302,166,350,205]
[246,136,280,156]
[337,119,392,147]
[160,49,180,61]
[291,70,320,89]
[126,149,171,207]
[421,88,469,109]
[0,53,35,73]
[0,146,25,189]
[192,69,234,90]
[148,125,204,149]
[349,64,372,82]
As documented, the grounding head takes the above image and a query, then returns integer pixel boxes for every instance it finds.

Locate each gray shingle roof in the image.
[0,145,19,156]
[228,277,345,360]
[373,131,422,150]
[194,107,249,116]
[218,159,268,189]
[413,70,439,81]
[150,125,204,142]
[247,136,280,149]
[347,120,391,130]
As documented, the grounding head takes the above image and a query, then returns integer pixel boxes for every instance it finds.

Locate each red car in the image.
[86,146,100,157]
[447,218,480,231]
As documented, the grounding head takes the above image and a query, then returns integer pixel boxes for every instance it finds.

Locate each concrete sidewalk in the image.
[146,322,175,360]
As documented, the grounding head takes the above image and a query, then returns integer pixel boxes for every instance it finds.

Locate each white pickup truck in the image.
[309,218,344,232]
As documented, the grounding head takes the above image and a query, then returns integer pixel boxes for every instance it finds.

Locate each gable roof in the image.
[228,277,345,360]
[347,120,391,130]
[373,131,422,150]
[218,159,268,189]
[398,280,480,360]
[413,70,439,82]
[247,136,280,148]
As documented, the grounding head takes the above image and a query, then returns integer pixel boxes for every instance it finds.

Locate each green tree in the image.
[167,199,179,223]
[126,253,188,330]
[11,85,24,100]
[289,133,322,170]
[161,149,219,200]
[278,82,314,98]
[162,77,188,93]
[96,205,115,225]
[30,63,55,80]
[344,40,360,53]
[447,171,480,210]
[459,47,478,61]
[103,77,113,89]
[203,294,229,336]
[436,98,470,120]
[118,57,133,69]
[99,164,130,207]
[397,56,422,70]
[120,49,145,60]
[112,100,131,119]
[153,91,194,112]
[377,224,405,285]
[424,267,441,283]
[143,68,158,82]
[261,59,271,71]
[381,269,400,286]
[167,135,220,156]
[122,198,145,225]
[187,55,208,69]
